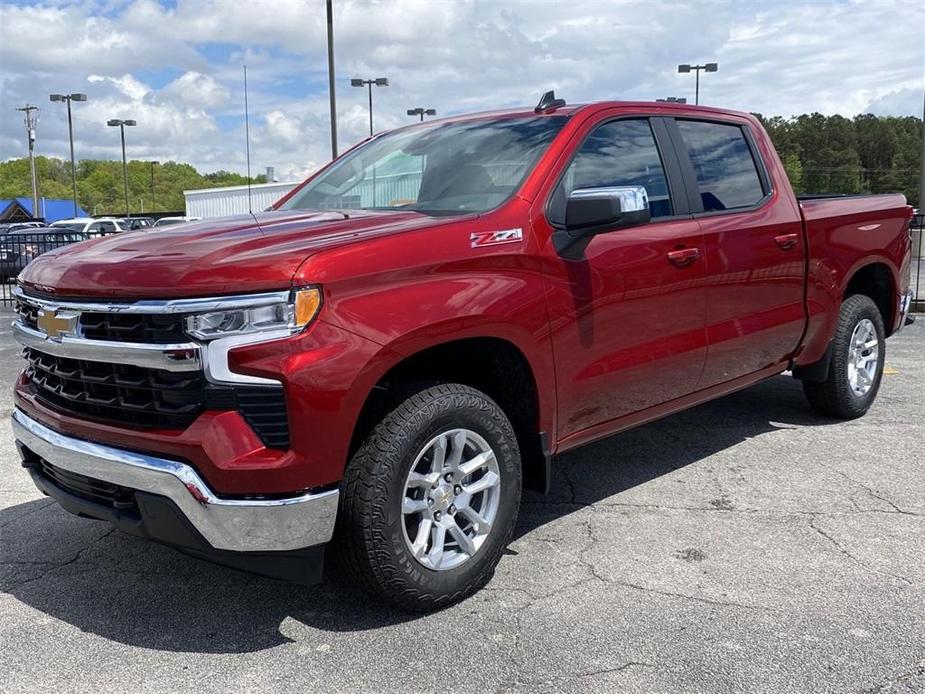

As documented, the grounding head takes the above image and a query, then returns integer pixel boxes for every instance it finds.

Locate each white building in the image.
[184,181,300,219]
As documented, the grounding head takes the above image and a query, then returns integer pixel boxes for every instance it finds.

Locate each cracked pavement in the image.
[1,318,923,694]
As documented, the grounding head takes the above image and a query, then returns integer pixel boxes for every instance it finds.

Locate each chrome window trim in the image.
[13,321,202,372]
[13,284,292,314]
[12,409,337,552]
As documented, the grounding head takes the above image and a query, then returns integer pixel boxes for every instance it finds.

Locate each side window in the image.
[550,119,674,225]
[676,120,765,211]
[100,222,115,232]
[87,222,101,232]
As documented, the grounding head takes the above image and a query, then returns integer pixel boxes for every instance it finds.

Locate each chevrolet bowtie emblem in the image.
[36,309,79,341]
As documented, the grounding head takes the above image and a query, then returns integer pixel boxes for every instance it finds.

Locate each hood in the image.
[19,209,431,299]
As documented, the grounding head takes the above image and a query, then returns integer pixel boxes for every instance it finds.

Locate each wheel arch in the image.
[349,332,553,494]
[842,260,896,336]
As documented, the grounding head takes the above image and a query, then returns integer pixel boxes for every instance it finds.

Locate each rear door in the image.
[536,115,707,441]
[668,117,806,387]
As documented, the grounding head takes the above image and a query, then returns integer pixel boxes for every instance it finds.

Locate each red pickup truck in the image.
[12,95,914,610]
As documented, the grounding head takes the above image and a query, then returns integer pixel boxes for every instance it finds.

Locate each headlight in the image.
[185,287,322,341]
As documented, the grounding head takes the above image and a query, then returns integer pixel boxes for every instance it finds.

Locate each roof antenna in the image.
[535,90,566,114]
[244,64,253,214]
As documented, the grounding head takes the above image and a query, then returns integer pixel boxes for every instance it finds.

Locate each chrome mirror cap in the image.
[569,185,649,213]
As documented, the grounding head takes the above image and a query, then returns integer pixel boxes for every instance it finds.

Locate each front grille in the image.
[33,456,136,510]
[80,312,188,343]
[16,299,38,330]
[15,297,188,344]
[22,347,290,448]
[24,347,206,429]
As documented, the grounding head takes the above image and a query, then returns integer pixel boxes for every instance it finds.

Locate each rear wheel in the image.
[803,294,885,419]
[335,383,521,611]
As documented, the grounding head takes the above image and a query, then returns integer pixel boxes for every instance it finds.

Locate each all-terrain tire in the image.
[803,294,886,419]
[334,383,521,611]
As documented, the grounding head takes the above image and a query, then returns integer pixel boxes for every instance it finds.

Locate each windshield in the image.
[281,116,568,216]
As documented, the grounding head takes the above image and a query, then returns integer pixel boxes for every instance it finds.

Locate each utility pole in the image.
[16,105,40,218]
[326,0,338,159]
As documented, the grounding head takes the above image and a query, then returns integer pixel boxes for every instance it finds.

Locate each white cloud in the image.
[864,88,924,117]
[1,0,922,182]
[160,72,231,110]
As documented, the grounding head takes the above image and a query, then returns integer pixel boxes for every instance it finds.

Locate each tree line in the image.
[753,113,922,207]
[1,112,922,214]
[0,157,266,215]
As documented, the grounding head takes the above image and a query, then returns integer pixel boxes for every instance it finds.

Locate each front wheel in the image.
[335,383,522,611]
[803,294,886,419]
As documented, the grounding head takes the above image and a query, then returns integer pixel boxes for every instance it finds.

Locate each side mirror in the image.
[553,186,651,258]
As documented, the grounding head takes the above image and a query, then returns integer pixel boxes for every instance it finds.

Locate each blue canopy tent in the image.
[0,198,88,223]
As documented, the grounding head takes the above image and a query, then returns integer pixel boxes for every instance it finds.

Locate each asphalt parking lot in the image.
[1,316,922,694]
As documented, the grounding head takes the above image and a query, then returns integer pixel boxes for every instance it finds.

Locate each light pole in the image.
[351,77,389,136]
[407,107,437,122]
[16,105,40,217]
[326,0,338,159]
[677,63,718,105]
[107,118,136,218]
[656,97,687,104]
[49,92,87,218]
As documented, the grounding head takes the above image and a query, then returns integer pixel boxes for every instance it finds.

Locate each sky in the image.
[1,0,923,183]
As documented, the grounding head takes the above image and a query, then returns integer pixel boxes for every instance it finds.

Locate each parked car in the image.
[49,217,127,235]
[0,227,88,281]
[152,216,201,227]
[123,217,154,230]
[0,221,44,234]
[11,96,914,610]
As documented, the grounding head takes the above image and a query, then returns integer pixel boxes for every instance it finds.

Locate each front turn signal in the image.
[293,287,323,328]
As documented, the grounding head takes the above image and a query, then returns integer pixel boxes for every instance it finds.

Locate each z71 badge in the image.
[469,228,523,248]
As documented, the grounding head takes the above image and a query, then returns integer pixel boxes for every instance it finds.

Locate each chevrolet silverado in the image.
[11,94,914,610]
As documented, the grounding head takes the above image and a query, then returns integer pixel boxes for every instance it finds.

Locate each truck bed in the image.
[797,192,912,365]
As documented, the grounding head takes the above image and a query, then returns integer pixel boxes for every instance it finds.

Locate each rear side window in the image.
[549,119,674,225]
[676,120,765,211]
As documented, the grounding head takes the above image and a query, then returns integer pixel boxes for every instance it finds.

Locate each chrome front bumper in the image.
[12,409,338,553]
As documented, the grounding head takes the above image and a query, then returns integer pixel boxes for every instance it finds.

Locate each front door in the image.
[537,116,708,442]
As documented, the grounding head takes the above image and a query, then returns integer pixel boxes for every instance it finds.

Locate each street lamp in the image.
[407,107,437,122]
[656,97,687,103]
[677,62,718,105]
[107,118,136,218]
[49,92,87,217]
[351,77,389,136]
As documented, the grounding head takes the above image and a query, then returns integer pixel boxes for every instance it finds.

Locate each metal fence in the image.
[0,230,117,307]
[912,212,924,312]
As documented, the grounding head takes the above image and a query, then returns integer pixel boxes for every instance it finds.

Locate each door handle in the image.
[666,247,701,266]
[774,233,799,250]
